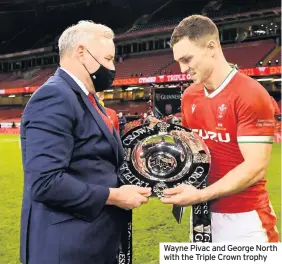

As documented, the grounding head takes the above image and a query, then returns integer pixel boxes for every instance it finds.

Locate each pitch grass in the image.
[0,134,280,264]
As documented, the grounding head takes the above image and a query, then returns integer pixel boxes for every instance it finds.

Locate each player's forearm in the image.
[201,161,267,201]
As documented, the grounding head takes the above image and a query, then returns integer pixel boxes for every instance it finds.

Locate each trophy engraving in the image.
[157,122,170,134]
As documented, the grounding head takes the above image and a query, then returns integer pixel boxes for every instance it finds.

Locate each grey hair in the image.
[58,20,114,57]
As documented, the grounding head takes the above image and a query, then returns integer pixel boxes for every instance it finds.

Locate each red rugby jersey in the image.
[181,68,275,213]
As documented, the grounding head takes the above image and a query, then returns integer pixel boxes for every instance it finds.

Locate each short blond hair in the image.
[170,15,219,47]
[58,20,114,57]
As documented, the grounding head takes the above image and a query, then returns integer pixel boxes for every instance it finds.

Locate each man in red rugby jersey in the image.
[161,15,279,242]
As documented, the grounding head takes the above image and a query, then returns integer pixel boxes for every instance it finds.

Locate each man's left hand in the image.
[160,184,204,206]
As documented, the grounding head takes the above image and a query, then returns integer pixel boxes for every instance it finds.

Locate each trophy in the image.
[118,122,211,197]
[117,122,212,264]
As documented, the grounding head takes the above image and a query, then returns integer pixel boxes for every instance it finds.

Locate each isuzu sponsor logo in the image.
[192,129,231,143]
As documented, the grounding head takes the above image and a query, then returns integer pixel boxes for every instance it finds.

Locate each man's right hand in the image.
[106,185,151,210]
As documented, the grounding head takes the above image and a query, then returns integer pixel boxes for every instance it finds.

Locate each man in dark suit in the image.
[20,21,151,264]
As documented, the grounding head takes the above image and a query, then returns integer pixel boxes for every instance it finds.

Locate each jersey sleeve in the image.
[236,83,275,144]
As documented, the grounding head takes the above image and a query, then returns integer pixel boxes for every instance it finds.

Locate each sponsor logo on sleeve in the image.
[256,119,276,127]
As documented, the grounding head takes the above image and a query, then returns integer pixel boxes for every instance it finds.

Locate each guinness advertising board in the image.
[153,87,181,118]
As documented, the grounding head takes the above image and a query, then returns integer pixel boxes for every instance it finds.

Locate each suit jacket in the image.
[20,68,126,264]
[105,107,119,134]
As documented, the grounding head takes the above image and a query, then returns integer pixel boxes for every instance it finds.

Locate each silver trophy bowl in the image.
[118,122,210,197]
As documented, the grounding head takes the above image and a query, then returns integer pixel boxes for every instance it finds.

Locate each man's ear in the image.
[206,39,216,58]
[76,44,86,62]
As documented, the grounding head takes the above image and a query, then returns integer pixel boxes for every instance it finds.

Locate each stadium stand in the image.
[271,47,281,64]
[0,106,23,122]
[0,73,12,81]
[127,18,181,33]
[0,0,280,129]
[222,39,276,68]
[0,67,56,89]
[161,39,277,74]
[207,1,280,17]
[261,46,281,66]
[0,39,278,85]
[116,50,174,78]
[29,67,56,86]
[125,1,280,33]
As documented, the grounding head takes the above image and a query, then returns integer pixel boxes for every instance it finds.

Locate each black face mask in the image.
[84,49,116,92]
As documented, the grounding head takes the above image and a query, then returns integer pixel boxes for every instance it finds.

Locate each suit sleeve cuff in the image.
[89,185,110,221]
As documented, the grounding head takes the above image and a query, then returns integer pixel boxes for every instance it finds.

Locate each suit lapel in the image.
[81,94,121,163]
[55,68,121,164]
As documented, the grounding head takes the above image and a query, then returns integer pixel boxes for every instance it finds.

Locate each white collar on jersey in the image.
[204,67,237,98]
